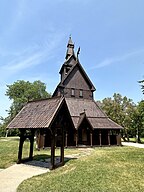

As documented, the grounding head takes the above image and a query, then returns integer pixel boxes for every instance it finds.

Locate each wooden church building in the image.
[51,36,122,147]
[7,37,122,168]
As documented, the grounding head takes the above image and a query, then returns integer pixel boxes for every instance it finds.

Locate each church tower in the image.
[52,37,96,99]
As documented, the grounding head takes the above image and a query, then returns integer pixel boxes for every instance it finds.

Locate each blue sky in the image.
[0,0,144,118]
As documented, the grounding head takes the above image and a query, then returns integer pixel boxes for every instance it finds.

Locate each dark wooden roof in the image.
[7,97,65,129]
[7,96,122,130]
[88,117,122,129]
[65,98,123,129]
[77,112,93,130]
[66,98,106,117]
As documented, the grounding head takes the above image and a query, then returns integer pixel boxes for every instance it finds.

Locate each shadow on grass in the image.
[23,154,77,169]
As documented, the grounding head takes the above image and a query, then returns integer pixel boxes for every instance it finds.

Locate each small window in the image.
[79,89,83,97]
[71,88,75,96]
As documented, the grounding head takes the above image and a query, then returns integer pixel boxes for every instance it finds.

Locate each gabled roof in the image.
[77,112,93,130]
[66,98,106,117]
[59,54,77,75]
[59,60,96,91]
[7,96,123,130]
[7,97,65,129]
[65,98,123,129]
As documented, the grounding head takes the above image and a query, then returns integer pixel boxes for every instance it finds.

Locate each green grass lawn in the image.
[0,137,21,168]
[18,148,144,192]
[0,137,144,192]
[0,137,80,168]
[129,137,144,143]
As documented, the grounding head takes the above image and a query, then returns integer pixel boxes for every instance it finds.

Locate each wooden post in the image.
[43,134,46,149]
[29,130,34,160]
[76,131,78,147]
[55,131,57,148]
[65,132,68,148]
[90,132,93,147]
[99,130,102,146]
[60,127,64,165]
[17,131,25,164]
[116,134,119,146]
[108,130,111,146]
[117,130,121,146]
[119,132,122,146]
[50,131,55,169]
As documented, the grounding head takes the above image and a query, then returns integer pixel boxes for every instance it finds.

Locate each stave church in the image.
[7,37,123,168]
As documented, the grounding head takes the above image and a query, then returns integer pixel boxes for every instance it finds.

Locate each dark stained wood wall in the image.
[55,66,94,99]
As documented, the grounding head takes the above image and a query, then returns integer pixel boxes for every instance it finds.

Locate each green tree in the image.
[0,80,51,136]
[6,80,51,119]
[99,93,137,141]
[138,80,144,94]
[0,121,5,137]
[136,100,144,141]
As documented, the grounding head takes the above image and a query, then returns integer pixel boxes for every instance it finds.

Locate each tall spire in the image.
[65,36,75,59]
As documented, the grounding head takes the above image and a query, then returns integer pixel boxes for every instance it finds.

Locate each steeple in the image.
[53,36,96,99]
[65,36,75,59]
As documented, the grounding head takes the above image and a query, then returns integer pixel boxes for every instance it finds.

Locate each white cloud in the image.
[92,48,144,69]
[0,31,66,81]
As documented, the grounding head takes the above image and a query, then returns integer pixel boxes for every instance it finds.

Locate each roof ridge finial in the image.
[77,46,80,59]
[67,35,74,46]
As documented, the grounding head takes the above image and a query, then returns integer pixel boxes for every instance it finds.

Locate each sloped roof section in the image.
[7,97,64,129]
[65,98,123,129]
[77,112,93,130]
[66,98,106,117]
[61,62,96,91]
[59,55,77,75]
[88,117,122,129]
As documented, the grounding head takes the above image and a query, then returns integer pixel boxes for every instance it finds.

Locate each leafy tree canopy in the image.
[98,93,144,142]
[0,80,51,136]
[138,80,144,94]
[5,80,51,118]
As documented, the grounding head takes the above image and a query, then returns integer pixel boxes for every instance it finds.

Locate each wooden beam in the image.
[17,130,25,164]
[60,127,64,165]
[65,133,68,148]
[29,130,35,160]
[50,131,55,169]
[76,131,78,147]
[99,130,102,147]
[117,130,121,146]
[108,130,111,146]
[90,132,93,147]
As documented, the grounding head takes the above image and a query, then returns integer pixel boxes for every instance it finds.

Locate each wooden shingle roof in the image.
[7,97,64,129]
[7,97,122,130]
[66,98,106,117]
[65,98,123,129]
[88,117,122,129]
